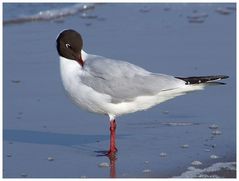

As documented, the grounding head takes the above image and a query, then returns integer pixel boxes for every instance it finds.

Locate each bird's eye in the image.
[65,43,71,48]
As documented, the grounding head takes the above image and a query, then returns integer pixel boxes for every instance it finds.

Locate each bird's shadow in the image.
[3,129,127,156]
[94,150,110,156]
[3,129,109,148]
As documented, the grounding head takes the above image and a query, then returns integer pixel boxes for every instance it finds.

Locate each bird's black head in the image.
[56,29,84,66]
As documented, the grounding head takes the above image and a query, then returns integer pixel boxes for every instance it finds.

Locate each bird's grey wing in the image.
[81,55,185,103]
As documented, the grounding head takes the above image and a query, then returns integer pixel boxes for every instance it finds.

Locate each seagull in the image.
[56,29,228,156]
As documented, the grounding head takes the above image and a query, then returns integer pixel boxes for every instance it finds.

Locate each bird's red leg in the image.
[108,119,117,156]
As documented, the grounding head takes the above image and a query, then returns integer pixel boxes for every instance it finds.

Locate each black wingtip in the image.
[176,75,229,85]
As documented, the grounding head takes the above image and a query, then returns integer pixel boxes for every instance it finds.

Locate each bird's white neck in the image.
[81,50,88,62]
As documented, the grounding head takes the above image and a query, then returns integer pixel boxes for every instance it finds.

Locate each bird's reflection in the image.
[95,151,117,178]
[108,154,117,178]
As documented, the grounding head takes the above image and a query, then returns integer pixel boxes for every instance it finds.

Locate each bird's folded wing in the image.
[81,54,185,103]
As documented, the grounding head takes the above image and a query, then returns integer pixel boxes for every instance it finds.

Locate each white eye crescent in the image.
[65,43,71,48]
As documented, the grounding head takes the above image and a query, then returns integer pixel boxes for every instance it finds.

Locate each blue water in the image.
[3,3,236,178]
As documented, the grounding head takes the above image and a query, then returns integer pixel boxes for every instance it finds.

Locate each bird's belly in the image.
[64,82,111,115]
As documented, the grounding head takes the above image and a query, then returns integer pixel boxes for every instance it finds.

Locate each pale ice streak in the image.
[3,4,95,25]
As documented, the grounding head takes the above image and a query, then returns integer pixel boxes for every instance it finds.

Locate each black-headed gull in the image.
[56,29,228,156]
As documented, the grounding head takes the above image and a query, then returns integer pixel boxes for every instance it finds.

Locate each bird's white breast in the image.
[59,56,111,115]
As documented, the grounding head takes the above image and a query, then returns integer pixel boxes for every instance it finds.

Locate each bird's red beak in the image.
[77,54,84,67]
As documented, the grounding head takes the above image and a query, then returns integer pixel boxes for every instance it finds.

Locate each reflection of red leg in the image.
[109,154,117,178]
[108,119,117,155]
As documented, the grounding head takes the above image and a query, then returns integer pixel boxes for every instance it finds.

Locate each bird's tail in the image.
[175,75,229,85]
